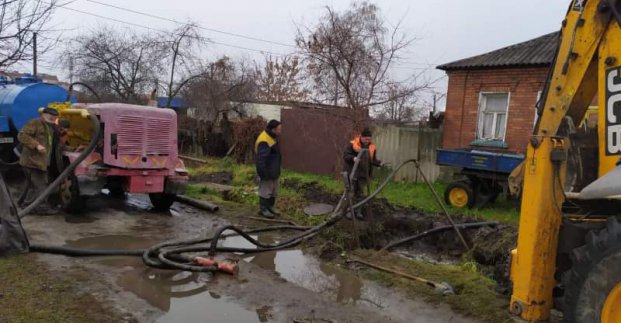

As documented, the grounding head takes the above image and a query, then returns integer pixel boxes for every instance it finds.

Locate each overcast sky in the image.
[24,0,570,108]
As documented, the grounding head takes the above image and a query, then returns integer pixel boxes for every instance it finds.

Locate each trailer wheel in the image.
[106,180,126,198]
[60,174,83,213]
[444,181,474,208]
[149,193,175,211]
[563,217,621,323]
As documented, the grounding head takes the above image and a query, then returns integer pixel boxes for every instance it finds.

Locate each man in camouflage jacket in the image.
[17,107,63,214]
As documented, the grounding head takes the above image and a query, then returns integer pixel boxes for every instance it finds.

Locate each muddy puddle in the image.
[220,234,428,320]
[66,233,426,322]
[67,235,271,323]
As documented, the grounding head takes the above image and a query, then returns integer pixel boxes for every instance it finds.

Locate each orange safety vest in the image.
[351,135,376,160]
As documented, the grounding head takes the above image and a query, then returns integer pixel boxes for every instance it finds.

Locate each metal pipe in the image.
[174,195,219,212]
[413,159,471,251]
[382,221,498,251]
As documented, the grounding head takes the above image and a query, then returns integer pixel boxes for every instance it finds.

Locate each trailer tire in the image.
[106,180,126,198]
[444,181,475,208]
[563,217,621,323]
[60,174,83,213]
[149,193,175,211]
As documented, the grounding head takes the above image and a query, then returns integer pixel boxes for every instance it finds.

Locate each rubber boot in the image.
[258,197,274,219]
[267,197,280,216]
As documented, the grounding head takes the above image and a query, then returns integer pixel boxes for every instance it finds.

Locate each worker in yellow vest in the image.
[255,120,282,218]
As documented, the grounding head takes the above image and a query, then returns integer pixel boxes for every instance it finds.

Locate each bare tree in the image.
[0,0,58,69]
[63,26,165,103]
[374,82,419,124]
[181,56,256,122]
[296,2,426,110]
[161,23,207,109]
[254,55,308,102]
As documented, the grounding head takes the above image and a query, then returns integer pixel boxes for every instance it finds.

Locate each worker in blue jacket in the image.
[255,119,282,218]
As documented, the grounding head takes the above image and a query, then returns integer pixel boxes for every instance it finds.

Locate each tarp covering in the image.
[0,173,29,256]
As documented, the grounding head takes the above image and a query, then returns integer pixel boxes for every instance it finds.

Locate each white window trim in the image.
[534,90,543,127]
[476,92,511,142]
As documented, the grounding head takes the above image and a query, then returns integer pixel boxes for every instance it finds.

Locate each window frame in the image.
[476,91,511,141]
[534,90,543,127]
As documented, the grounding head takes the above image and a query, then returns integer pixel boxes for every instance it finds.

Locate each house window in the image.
[477,93,510,141]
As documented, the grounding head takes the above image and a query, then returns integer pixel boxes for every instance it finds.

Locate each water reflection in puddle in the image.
[67,235,265,323]
[67,233,418,322]
[221,234,366,305]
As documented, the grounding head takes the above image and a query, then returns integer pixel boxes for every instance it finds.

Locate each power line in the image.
[85,0,296,49]
[56,5,288,56]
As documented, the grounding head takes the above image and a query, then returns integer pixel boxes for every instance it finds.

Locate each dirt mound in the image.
[282,177,518,289]
[191,171,233,185]
[282,178,341,205]
[469,225,517,290]
[327,205,517,289]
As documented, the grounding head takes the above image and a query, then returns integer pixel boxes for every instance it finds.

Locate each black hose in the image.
[381,221,498,251]
[29,244,144,256]
[66,82,101,103]
[0,158,18,166]
[26,155,477,274]
[18,113,101,218]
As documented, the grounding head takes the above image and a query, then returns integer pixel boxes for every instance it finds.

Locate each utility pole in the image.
[32,32,37,78]
[69,57,74,84]
[433,94,437,114]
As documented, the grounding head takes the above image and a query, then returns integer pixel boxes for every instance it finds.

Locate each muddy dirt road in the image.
[19,193,478,323]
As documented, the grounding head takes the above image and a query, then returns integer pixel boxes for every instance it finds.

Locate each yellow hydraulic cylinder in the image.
[509,137,567,320]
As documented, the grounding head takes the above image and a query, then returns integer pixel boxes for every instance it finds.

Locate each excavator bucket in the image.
[0,173,29,256]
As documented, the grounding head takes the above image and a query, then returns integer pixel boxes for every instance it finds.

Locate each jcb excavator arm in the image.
[509,0,621,320]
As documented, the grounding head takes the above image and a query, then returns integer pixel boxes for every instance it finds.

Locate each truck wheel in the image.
[444,181,475,208]
[474,182,499,208]
[149,193,175,211]
[60,174,84,213]
[563,217,621,323]
[106,180,126,198]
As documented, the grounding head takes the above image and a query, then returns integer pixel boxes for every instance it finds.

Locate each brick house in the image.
[437,32,559,154]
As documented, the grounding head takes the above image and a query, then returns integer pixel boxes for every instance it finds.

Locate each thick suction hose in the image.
[27,153,478,274]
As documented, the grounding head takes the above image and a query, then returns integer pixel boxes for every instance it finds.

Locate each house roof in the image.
[437,32,560,71]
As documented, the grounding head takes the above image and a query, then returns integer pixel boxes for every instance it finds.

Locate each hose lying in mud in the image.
[27,152,472,274]
[381,221,498,251]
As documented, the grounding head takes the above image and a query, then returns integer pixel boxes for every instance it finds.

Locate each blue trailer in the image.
[436,148,524,208]
[0,74,74,165]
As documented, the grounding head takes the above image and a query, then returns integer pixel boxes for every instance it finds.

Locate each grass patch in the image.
[352,250,511,322]
[0,254,120,323]
[187,158,519,225]
[375,180,519,225]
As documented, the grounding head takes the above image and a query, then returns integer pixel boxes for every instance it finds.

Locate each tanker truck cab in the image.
[59,103,188,212]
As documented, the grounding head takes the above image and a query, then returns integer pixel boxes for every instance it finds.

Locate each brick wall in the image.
[442,67,549,154]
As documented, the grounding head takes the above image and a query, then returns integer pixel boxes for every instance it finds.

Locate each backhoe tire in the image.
[563,217,621,323]
[149,193,175,211]
[444,181,475,208]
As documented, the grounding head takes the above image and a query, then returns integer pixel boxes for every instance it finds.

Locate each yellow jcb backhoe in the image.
[509,0,621,322]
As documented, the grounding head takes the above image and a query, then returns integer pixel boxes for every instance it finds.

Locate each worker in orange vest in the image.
[343,128,382,219]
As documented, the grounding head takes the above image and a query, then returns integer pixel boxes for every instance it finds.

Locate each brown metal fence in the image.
[280,108,368,175]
